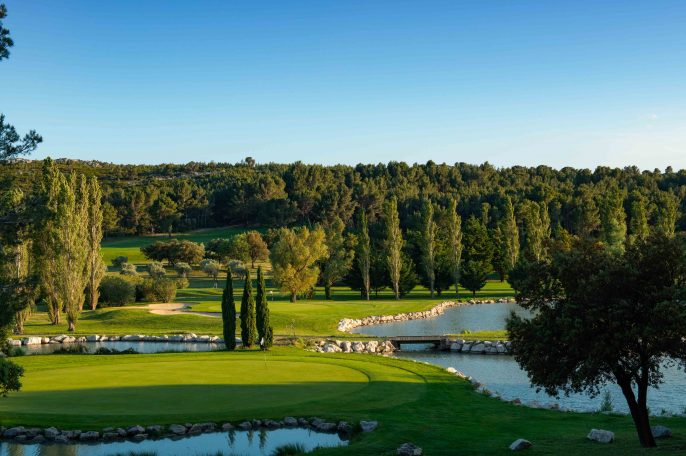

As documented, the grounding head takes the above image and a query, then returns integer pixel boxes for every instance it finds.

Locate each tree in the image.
[599,184,627,254]
[112,256,128,268]
[240,269,257,347]
[356,210,371,300]
[384,197,403,299]
[270,226,327,302]
[653,190,679,237]
[147,262,166,279]
[174,262,192,278]
[200,259,221,287]
[221,269,237,350]
[85,177,105,310]
[320,217,356,299]
[500,196,519,275]
[419,199,437,297]
[398,253,419,297]
[507,235,686,448]
[205,238,233,264]
[445,198,463,298]
[519,200,549,261]
[459,216,493,296]
[255,266,272,349]
[140,239,204,266]
[244,231,269,268]
[99,276,136,307]
[628,191,649,244]
[0,4,13,61]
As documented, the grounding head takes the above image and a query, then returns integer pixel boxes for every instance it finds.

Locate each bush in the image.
[136,279,156,302]
[0,359,24,397]
[147,262,166,279]
[175,277,189,289]
[111,256,128,268]
[99,276,136,307]
[153,278,178,302]
[120,262,138,276]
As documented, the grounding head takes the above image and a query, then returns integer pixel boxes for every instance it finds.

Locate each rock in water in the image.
[587,429,614,443]
[509,439,532,451]
[651,425,672,439]
[397,442,423,455]
[359,420,378,432]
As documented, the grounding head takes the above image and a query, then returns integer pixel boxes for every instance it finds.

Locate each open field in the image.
[2,349,685,455]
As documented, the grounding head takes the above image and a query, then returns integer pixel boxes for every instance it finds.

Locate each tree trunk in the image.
[618,377,656,447]
[325,284,332,300]
[290,293,296,303]
[68,320,76,332]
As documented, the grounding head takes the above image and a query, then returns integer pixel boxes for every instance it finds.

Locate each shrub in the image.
[111,256,128,268]
[174,262,192,278]
[0,359,24,397]
[147,262,166,279]
[175,277,189,289]
[120,262,138,276]
[136,279,156,302]
[152,278,177,302]
[99,276,136,307]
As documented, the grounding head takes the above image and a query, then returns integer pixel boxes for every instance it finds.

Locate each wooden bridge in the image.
[388,335,451,350]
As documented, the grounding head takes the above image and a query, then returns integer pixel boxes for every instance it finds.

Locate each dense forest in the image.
[3,158,685,236]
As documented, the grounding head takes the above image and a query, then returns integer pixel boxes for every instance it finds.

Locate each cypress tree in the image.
[240,269,257,348]
[501,196,519,271]
[221,269,236,350]
[384,197,403,300]
[255,266,272,349]
[420,198,436,297]
[356,210,371,300]
[446,198,463,298]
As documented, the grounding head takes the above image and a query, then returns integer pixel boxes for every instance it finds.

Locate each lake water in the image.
[23,340,226,355]
[354,302,686,415]
[0,428,347,456]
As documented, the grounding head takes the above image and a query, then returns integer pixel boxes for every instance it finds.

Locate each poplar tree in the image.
[384,197,403,300]
[240,269,257,348]
[61,173,90,332]
[500,196,519,273]
[255,266,272,348]
[420,199,437,297]
[445,198,463,298]
[221,269,236,350]
[599,184,627,254]
[320,216,356,300]
[628,191,649,244]
[654,190,679,237]
[85,176,105,310]
[356,210,371,300]
[520,200,550,261]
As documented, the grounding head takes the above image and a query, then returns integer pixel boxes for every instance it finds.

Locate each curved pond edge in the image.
[0,417,375,445]
[336,298,515,333]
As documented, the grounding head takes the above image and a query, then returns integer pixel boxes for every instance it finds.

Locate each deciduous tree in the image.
[320,216,356,299]
[384,197,403,299]
[270,226,327,302]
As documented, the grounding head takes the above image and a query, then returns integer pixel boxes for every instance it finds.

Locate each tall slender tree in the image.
[599,183,627,254]
[85,176,105,310]
[420,199,437,297]
[255,266,272,348]
[384,197,403,299]
[520,200,550,261]
[320,216,356,300]
[221,269,236,350]
[240,269,257,347]
[500,196,519,272]
[445,198,462,298]
[628,191,649,244]
[654,190,679,237]
[356,210,371,300]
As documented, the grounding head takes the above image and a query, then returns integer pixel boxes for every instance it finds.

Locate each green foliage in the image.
[141,239,205,266]
[151,278,177,303]
[270,226,327,302]
[147,261,166,279]
[384,197,403,299]
[99,276,136,307]
[255,266,272,348]
[599,391,614,413]
[356,210,371,300]
[271,443,305,456]
[507,234,686,447]
[599,183,627,254]
[174,262,192,278]
[240,270,257,347]
[200,259,221,287]
[120,262,138,276]
[320,216,356,299]
[221,269,237,350]
[419,198,437,296]
[0,358,22,397]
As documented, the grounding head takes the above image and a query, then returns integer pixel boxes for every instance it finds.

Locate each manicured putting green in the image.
[1,351,426,428]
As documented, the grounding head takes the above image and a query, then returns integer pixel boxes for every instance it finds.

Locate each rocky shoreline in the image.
[336,298,516,333]
[0,417,377,445]
[9,333,225,346]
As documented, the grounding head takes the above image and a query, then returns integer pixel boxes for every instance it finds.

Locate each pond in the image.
[0,428,348,456]
[353,302,686,415]
[23,340,226,355]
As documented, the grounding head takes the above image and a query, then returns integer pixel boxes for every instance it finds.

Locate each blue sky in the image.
[2,0,686,169]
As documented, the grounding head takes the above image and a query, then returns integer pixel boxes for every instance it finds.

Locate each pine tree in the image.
[445,198,462,298]
[654,190,679,237]
[221,269,236,350]
[255,266,272,349]
[628,191,649,244]
[85,176,105,310]
[320,216,356,300]
[356,210,371,300]
[420,198,437,297]
[384,197,403,300]
[240,269,257,348]
[459,216,493,295]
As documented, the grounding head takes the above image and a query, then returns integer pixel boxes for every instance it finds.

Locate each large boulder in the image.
[322,343,342,353]
[44,427,60,440]
[127,425,145,436]
[509,439,532,451]
[397,442,423,455]
[168,424,187,435]
[366,341,379,353]
[4,427,26,438]
[340,341,352,353]
[351,342,365,353]
[359,420,378,432]
[21,337,43,346]
[587,429,614,443]
[652,425,672,439]
[283,417,298,427]
[79,431,100,441]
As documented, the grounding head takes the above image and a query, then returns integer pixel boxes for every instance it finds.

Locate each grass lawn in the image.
[2,348,685,455]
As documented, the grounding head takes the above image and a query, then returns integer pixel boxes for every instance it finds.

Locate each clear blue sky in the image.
[2,0,686,169]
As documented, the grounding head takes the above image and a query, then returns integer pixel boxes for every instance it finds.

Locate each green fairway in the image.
[3,349,685,455]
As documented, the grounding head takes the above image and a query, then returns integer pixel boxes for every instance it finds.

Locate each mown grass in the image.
[2,349,685,455]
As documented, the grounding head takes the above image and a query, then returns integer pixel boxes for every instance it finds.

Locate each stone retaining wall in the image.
[9,333,224,347]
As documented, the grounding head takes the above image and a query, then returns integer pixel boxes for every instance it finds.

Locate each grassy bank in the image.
[2,348,684,455]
